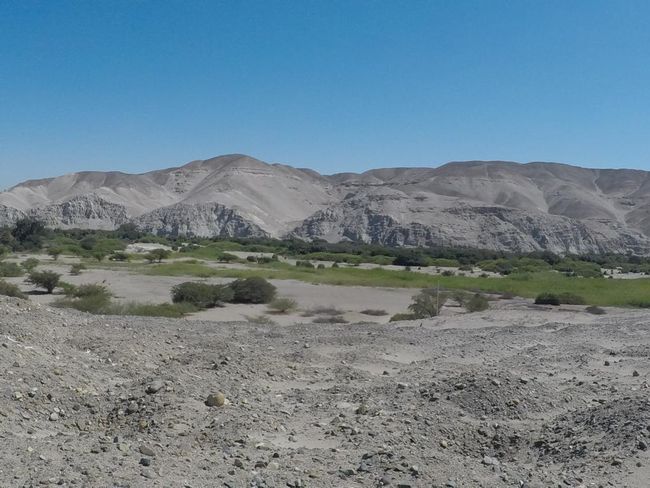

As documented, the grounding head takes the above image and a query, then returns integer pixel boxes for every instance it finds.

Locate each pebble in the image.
[49,412,59,421]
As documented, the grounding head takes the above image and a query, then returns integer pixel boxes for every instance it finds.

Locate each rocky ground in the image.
[1,296,650,487]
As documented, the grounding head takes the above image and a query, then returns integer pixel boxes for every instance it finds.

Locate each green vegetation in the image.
[145,248,171,263]
[0,280,27,299]
[408,288,448,318]
[171,282,234,308]
[21,258,40,272]
[267,297,298,313]
[229,277,277,304]
[70,263,86,275]
[360,309,388,316]
[465,293,490,312]
[27,270,61,293]
[0,262,24,277]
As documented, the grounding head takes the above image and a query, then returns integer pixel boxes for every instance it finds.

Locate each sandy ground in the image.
[1,295,649,487]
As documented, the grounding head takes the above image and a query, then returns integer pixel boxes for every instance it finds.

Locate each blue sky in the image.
[1,0,649,187]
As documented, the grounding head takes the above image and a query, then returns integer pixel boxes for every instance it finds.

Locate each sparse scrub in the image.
[0,280,27,299]
[389,312,418,322]
[295,260,315,269]
[244,314,277,325]
[267,297,298,314]
[21,258,39,272]
[27,270,61,294]
[360,309,388,316]
[312,315,348,324]
[109,251,130,262]
[465,293,490,312]
[145,248,171,263]
[408,288,448,318]
[0,262,24,277]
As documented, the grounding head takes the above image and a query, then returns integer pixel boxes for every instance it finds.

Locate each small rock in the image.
[139,446,156,457]
[482,455,500,466]
[139,458,151,466]
[146,380,164,394]
[49,412,59,421]
[206,392,226,407]
[440,439,448,448]
[633,370,640,377]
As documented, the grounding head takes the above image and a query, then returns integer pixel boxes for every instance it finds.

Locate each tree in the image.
[145,249,171,263]
[11,218,46,250]
[27,270,61,294]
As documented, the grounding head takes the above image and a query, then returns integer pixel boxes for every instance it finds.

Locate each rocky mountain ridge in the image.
[1,154,650,254]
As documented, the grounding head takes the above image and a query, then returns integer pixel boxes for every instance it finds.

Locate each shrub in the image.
[244,314,277,325]
[229,277,276,304]
[389,312,418,322]
[218,252,239,263]
[257,256,274,264]
[466,293,489,312]
[317,264,326,269]
[246,255,257,262]
[54,292,112,313]
[360,309,388,316]
[331,262,339,268]
[304,306,343,316]
[27,270,61,293]
[0,280,27,299]
[267,297,298,314]
[585,305,606,315]
[171,282,234,308]
[408,288,448,318]
[557,292,587,305]
[534,293,561,306]
[296,260,315,269]
[145,249,171,263]
[441,270,455,277]
[0,262,24,277]
[70,263,86,275]
[21,258,40,272]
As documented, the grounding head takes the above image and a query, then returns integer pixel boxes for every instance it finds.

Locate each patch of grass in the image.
[111,301,199,318]
[389,312,418,322]
[535,293,561,306]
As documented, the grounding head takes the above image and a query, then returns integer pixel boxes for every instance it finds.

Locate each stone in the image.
[140,458,151,467]
[139,446,156,457]
[206,392,226,407]
[146,380,165,394]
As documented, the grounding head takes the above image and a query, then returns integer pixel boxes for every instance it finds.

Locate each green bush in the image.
[109,251,130,262]
[408,288,448,318]
[111,301,199,318]
[466,293,489,312]
[0,262,24,277]
[171,282,234,308]
[27,270,61,293]
[229,277,277,304]
[312,315,348,324]
[218,252,240,263]
[21,258,40,272]
[296,260,315,269]
[534,293,561,306]
[0,280,27,299]
[145,249,171,263]
[267,297,298,314]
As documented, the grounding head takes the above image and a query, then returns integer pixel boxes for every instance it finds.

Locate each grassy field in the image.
[141,261,650,307]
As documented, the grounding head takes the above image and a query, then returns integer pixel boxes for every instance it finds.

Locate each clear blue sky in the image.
[1,0,649,187]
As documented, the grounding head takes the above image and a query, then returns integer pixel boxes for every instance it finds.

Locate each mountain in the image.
[2,154,650,254]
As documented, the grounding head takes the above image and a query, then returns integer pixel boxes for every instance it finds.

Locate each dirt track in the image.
[1,296,650,487]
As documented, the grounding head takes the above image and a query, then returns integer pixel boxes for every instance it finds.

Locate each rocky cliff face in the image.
[133,203,268,238]
[1,155,650,254]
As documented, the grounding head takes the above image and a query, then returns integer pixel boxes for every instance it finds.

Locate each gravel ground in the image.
[1,296,650,487]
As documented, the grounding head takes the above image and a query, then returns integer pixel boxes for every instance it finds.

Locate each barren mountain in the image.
[2,154,650,254]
